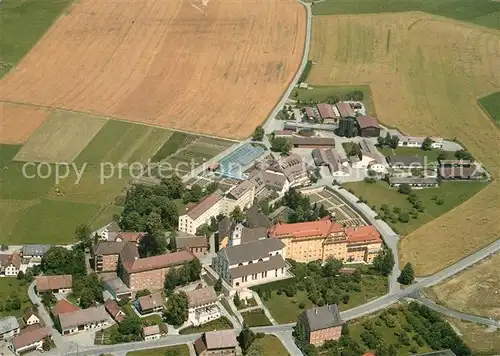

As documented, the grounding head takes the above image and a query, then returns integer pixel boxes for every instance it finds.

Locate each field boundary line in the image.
[0,99,241,143]
[476,95,500,127]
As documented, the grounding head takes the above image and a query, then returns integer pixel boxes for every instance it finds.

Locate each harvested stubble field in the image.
[14,109,106,163]
[308,13,500,275]
[0,0,306,139]
[0,103,51,144]
[427,254,500,319]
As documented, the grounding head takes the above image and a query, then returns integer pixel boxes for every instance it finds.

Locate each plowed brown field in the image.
[0,103,51,144]
[0,0,305,139]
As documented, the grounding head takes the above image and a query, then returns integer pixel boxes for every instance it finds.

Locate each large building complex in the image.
[267,219,382,263]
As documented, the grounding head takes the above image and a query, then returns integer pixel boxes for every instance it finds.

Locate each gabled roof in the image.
[176,236,207,250]
[268,219,343,239]
[299,304,342,331]
[116,232,146,243]
[12,326,51,350]
[204,330,238,349]
[316,103,336,119]
[59,306,107,329]
[218,238,285,265]
[336,102,355,118]
[23,308,39,322]
[245,205,271,228]
[186,286,217,308]
[229,254,287,278]
[355,115,379,129]
[183,192,223,220]
[0,252,21,269]
[122,250,195,274]
[386,155,425,167]
[0,316,19,334]
[137,293,164,311]
[51,299,80,317]
[93,241,126,255]
[143,325,160,336]
[104,299,125,322]
[36,275,72,292]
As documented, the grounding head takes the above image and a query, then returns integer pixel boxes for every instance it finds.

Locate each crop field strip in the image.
[308,12,500,275]
[0,102,52,144]
[478,91,500,125]
[0,0,306,139]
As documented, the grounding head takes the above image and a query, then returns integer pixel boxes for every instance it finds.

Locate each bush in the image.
[298,302,306,309]
[398,213,410,223]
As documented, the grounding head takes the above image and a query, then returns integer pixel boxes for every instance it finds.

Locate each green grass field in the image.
[241,309,272,327]
[254,335,289,356]
[291,85,376,116]
[151,132,196,162]
[0,278,33,317]
[311,0,500,29]
[344,180,489,235]
[179,316,233,334]
[0,0,72,77]
[478,91,500,125]
[75,120,172,167]
[126,345,189,356]
[380,147,455,164]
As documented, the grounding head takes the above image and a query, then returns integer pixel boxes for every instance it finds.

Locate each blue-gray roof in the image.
[0,316,19,334]
[22,244,51,257]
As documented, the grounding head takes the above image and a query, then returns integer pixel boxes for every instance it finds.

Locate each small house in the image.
[12,326,51,355]
[186,285,220,326]
[143,325,161,341]
[35,275,72,295]
[59,306,108,335]
[194,330,238,356]
[23,309,40,326]
[297,305,343,346]
[136,293,164,315]
[104,299,126,323]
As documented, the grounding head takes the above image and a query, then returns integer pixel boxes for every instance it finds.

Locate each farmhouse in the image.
[23,309,40,326]
[104,299,126,323]
[336,102,355,119]
[290,136,336,148]
[22,245,51,259]
[386,155,425,169]
[97,222,121,242]
[59,306,108,335]
[186,285,220,326]
[35,275,72,295]
[50,299,80,318]
[194,330,238,356]
[212,238,287,288]
[176,236,208,258]
[311,148,349,176]
[316,103,339,122]
[0,317,20,341]
[267,219,382,263]
[12,326,52,355]
[297,305,343,346]
[136,293,164,314]
[0,252,20,276]
[389,177,439,188]
[143,325,161,341]
[355,115,380,137]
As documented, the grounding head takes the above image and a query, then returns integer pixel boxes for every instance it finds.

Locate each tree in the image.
[214,277,223,293]
[397,183,412,195]
[372,248,395,276]
[252,126,265,141]
[118,316,142,337]
[16,271,24,280]
[230,206,245,223]
[270,137,292,155]
[41,292,56,307]
[398,263,415,285]
[42,337,52,351]
[75,224,92,249]
[455,149,473,161]
[188,259,202,281]
[422,137,433,151]
[0,244,8,251]
[233,293,241,307]
[389,135,399,149]
[72,273,105,308]
[41,247,86,276]
[398,212,410,223]
[135,289,151,298]
[246,343,264,356]
[376,136,385,147]
[168,230,178,251]
[138,232,168,258]
[145,212,163,234]
[341,323,349,336]
[163,292,188,326]
[238,323,256,354]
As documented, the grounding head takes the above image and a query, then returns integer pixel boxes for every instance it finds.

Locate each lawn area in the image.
[291,85,376,116]
[380,147,455,164]
[478,91,500,125]
[310,0,500,29]
[340,274,388,311]
[74,120,172,167]
[446,318,500,355]
[253,335,289,356]
[343,180,488,236]
[0,0,72,77]
[241,309,272,327]
[179,316,233,334]
[0,162,55,200]
[427,253,500,319]
[0,278,32,318]
[237,297,258,310]
[141,314,168,334]
[126,345,189,356]
[151,132,196,162]
[0,144,21,166]
[90,204,123,231]
[263,291,312,324]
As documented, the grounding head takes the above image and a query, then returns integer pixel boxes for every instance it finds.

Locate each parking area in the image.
[304,187,366,226]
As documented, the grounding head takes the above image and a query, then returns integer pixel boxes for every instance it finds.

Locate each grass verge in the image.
[179,316,233,334]
[241,309,272,327]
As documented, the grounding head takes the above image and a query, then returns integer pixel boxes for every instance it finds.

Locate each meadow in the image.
[478,91,500,125]
[308,12,500,275]
[311,0,500,30]
[0,278,32,317]
[126,345,189,356]
[0,0,71,77]
[447,318,500,354]
[427,254,500,319]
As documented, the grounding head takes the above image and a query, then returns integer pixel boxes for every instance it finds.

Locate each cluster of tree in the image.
[182,182,219,205]
[270,136,292,155]
[377,133,399,149]
[421,137,434,151]
[372,248,395,276]
[298,60,312,83]
[163,259,202,293]
[344,142,362,160]
[431,195,445,205]
[138,232,168,258]
[257,259,368,308]
[397,263,415,285]
[41,246,86,277]
[0,296,22,312]
[238,324,266,355]
[276,105,296,120]
[108,316,143,343]
[72,273,105,308]
[163,292,188,326]
[252,126,265,141]
[196,213,226,237]
[455,149,473,161]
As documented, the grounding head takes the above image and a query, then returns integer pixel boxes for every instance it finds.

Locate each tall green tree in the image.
[41,247,86,276]
[75,224,92,249]
[138,232,168,258]
[230,206,245,222]
[252,126,265,141]
[372,248,395,276]
[214,277,223,293]
[397,263,415,285]
[146,211,163,234]
[238,323,256,354]
[163,292,188,327]
[422,137,433,151]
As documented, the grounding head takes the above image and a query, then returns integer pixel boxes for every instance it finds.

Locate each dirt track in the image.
[0,0,306,139]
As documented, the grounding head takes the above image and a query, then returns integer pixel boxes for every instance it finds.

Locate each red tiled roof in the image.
[183,192,223,220]
[104,299,125,322]
[345,226,381,243]
[268,219,343,239]
[122,250,196,274]
[316,103,335,119]
[355,115,379,129]
[336,102,355,118]
[36,275,72,293]
[12,326,51,350]
[51,299,80,317]
[116,232,146,243]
